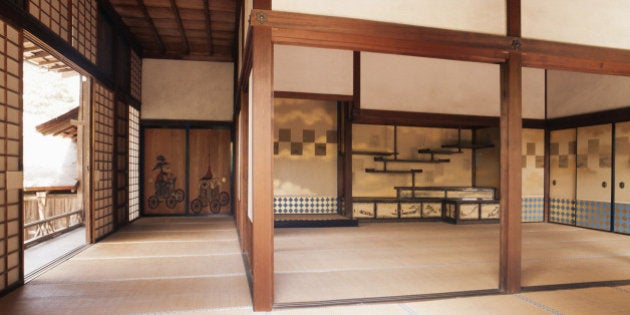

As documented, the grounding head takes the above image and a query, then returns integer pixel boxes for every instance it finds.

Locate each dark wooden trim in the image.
[140,119,233,129]
[253,0,271,10]
[499,53,522,294]
[506,0,521,37]
[353,109,499,128]
[97,0,143,56]
[522,279,630,293]
[522,119,545,129]
[274,91,353,101]
[273,289,502,309]
[169,0,190,54]
[353,51,361,114]
[547,107,630,130]
[261,10,511,64]
[250,25,274,311]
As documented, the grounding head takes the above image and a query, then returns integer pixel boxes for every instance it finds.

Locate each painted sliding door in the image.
[143,129,187,215]
[549,129,577,225]
[576,124,612,231]
[188,129,232,215]
[614,122,630,234]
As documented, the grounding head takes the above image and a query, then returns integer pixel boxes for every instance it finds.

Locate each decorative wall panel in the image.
[614,121,630,234]
[28,0,70,41]
[273,196,337,215]
[92,82,115,240]
[128,106,139,221]
[71,0,97,64]
[576,124,612,231]
[522,129,544,222]
[0,20,22,292]
[549,129,577,225]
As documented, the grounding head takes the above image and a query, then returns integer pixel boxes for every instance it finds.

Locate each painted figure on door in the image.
[191,162,230,214]
[147,155,185,209]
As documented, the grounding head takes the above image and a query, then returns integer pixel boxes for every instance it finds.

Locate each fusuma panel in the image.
[28,0,70,41]
[71,0,97,64]
[128,106,140,221]
[0,21,22,291]
[549,129,577,225]
[92,81,114,240]
[614,121,630,234]
[522,129,544,222]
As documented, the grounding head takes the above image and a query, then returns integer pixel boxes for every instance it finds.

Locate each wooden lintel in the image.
[274,91,353,102]
[353,109,499,129]
[499,53,523,294]
[250,25,274,312]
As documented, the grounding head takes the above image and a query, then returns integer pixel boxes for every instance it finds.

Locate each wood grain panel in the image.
[188,129,232,215]
[143,128,187,215]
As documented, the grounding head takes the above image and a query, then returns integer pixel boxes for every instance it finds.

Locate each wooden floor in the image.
[0,217,629,314]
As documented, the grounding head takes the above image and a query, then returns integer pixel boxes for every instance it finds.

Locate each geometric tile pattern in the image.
[549,198,576,225]
[576,200,611,231]
[614,203,630,235]
[274,196,338,214]
[522,197,544,222]
[274,128,337,156]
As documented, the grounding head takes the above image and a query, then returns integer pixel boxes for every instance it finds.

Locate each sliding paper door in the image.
[549,129,577,225]
[614,122,630,234]
[576,124,612,231]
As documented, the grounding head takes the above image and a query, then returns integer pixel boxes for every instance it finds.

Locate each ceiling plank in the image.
[137,0,166,54]
[203,0,215,55]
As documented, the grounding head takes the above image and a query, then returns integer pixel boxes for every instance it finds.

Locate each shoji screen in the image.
[0,21,22,291]
[130,50,141,101]
[28,0,70,41]
[71,0,97,64]
[115,101,128,225]
[92,82,114,240]
[128,106,140,221]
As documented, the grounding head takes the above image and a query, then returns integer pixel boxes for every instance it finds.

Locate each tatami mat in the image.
[521,287,630,314]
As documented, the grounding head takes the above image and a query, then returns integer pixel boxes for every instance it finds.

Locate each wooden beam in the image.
[353,51,361,114]
[507,0,521,37]
[274,91,353,102]
[168,0,190,54]
[250,25,274,311]
[203,0,215,55]
[252,10,512,64]
[136,0,166,54]
[354,109,499,129]
[499,53,522,294]
[253,0,271,10]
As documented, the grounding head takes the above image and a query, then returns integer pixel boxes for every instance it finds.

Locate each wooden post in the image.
[250,24,274,311]
[499,53,522,293]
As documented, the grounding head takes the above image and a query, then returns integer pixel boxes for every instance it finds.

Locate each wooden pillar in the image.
[499,53,522,293]
[250,24,274,311]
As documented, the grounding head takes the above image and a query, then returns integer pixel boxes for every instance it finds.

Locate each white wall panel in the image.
[273,0,506,35]
[523,0,630,50]
[523,68,546,119]
[361,52,500,116]
[142,59,234,121]
[274,45,353,95]
[547,70,630,118]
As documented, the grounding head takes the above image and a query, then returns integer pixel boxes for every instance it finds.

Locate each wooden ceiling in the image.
[24,41,74,72]
[108,0,238,62]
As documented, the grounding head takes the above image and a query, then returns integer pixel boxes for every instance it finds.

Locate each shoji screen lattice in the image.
[71,0,97,64]
[130,50,141,101]
[128,106,140,221]
[28,0,70,41]
[92,82,114,240]
[0,21,22,291]
[115,101,128,225]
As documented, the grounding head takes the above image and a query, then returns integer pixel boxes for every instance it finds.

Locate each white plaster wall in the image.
[361,52,500,116]
[273,0,506,35]
[547,70,630,118]
[274,45,353,95]
[523,0,630,50]
[142,59,234,121]
[523,68,546,119]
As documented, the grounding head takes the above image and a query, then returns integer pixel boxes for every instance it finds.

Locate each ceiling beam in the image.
[136,0,166,54]
[169,0,190,54]
[203,0,215,55]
